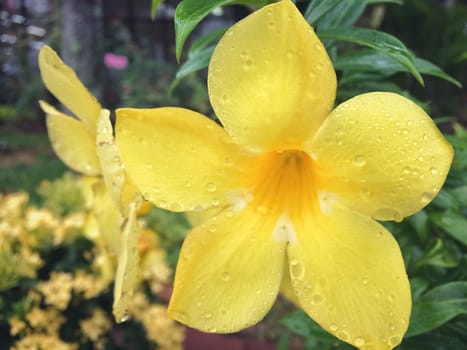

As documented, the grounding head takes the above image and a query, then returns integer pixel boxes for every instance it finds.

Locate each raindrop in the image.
[329,324,338,332]
[372,208,402,222]
[208,224,217,233]
[224,157,233,167]
[337,330,349,341]
[157,200,167,209]
[380,336,388,343]
[170,311,188,323]
[389,323,396,331]
[403,166,411,174]
[206,183,217,193]
[388,335,400,346]
[421,192,434,204]
[143,192,151,200]
[354,337,365,347]
[361,277,368,285]
[169,202,182,211]
[243,59,253,70]
[354,155,366,167]
[311,294,323,305]
[267,21,275,30]
[221,272,231,282]
[204,312,213,319]
[83,163,92,172]
[211,199,221,206]
[290,259,305,280]
[430,167,439,175]
[118,311,129,323]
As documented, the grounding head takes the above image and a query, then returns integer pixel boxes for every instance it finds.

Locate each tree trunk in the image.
[61,0,102,98]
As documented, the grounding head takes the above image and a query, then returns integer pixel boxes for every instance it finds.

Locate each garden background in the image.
[0,0,466,349]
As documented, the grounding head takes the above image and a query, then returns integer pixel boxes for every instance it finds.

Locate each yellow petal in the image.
[208,0,336,151]
[113,201,140,323]
[116,107,249,212]
[168,205,286,333]
[280,262,301,308]
[38,45,101,135]
[288,204,411,349]
[309,92,453,221]
[41,100,101,175]
[92,180,123,254]
[96,109,126,208]
[185,206,226,227]
[121,176,144,218]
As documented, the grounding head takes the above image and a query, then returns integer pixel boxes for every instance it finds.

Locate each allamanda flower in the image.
[115,0,453,348]
[38,46,143,321]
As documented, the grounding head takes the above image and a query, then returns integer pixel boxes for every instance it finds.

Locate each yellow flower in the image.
[38,46,144,322]
[115,0,453,348]
[11,334,77,350]
[36,272,74,310]
[79,308,111,344]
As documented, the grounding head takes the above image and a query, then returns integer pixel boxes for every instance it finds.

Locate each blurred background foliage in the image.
[0,0,466,349]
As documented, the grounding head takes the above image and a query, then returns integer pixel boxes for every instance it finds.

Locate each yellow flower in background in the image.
[114,1,453,349]
[38,46,144,322]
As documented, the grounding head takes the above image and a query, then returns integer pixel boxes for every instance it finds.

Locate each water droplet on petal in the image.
[312,294,323,305]
[157,200,167,209]
[421,192,434,204]
[338,330,349,341]
[329,324,338,332]
[354,337,365,347]
[388,335,400,346]
[204,312,213,319]
[221,272,231,281]
[430,167,439,175]
[170,202,182,211]
[354,155,366,167]
[361,277,368,285]
[206,183,217,193]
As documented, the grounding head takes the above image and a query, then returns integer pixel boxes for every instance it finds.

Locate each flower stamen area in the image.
[248,150,318,222]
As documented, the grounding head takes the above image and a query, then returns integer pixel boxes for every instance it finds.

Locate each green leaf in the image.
[406,282,467,337]
[151,0,163,20]
[410,277,430,302]
[311,1,367,30]
[169,45,215,93]
[407,210,429,243]
[430,211,467,246]
[431,189,458,210]
[414,57,462,88]
[304,0,342,25]
[318,28,424,85]
[280,311,339,344]
[416,239,459,268]
[174,0,267,61]
[450,186,467,207]
[189,27,227,55]
[367,0,403,4]
[334,50,461,87]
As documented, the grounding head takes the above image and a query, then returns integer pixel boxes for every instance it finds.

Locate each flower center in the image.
[247,150,317,218]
